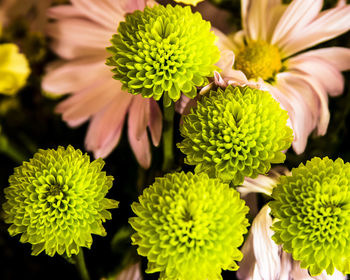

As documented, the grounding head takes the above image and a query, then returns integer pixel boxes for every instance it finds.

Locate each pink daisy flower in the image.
[213,0,350,154]
[42,0,162,169]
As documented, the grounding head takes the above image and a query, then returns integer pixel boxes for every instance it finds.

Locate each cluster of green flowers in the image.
[2,2,350,280]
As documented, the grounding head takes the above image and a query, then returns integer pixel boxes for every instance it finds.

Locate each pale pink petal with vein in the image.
[56,78,119,124]
[46,19,112,59]
[291,47,350,72]
[115,262,143,280]
[47,5,84,19]
[70,0,122,28]
[42,56,108,94]
[245,0,280,41]
[288,56,345,96]
[148,100,162,146]
[128,95,150,142]
[271,0,322,47]
[281,4,350,57]
[237,205,281,280]
[128,125,151,169]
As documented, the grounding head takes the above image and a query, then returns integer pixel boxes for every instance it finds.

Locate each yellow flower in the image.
[173,0,204,6]
[0,43,30,95]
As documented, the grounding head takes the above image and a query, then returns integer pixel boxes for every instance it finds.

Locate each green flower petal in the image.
[270,157,350,275]
[107,5,220,104]
[129,172,249,280]
[178,85,293,185]
[2,145,118,257]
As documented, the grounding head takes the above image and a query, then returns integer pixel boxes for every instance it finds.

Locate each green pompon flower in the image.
[2,145,119,257]
[178,85,293,185]
[106,4,220,106]
[270,157,350,276]
[129,172,249,280]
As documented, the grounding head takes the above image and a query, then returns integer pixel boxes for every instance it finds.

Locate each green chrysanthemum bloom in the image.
[2,145,118,257]
[178,85,293,185]
[270,157,350,276]
[129,172,249,280]
[106,4,220,105]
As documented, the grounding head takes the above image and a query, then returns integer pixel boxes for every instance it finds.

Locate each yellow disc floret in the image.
[234,41,282,81]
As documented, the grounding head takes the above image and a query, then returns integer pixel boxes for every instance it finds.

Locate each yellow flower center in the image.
[234,41,282,81]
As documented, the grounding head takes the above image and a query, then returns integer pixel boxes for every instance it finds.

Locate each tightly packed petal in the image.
[215,0,350,154]
[42,0,162,169]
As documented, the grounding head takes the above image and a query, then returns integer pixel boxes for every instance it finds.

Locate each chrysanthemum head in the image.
[107,5,220,106]
[178,85,293,185]
[270,157,350,276]
[234,41,282,81]
[129,172,249,280]
[2,145,119,257]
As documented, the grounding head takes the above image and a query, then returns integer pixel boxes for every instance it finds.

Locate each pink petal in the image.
[65,116,89,128]
[71,0,123,29]
[237,206,281,280]
[85,93,133,157]
[115,262,143,280]
[281,4,350,57]
[56,78,120,124]
[265,4,288,43]
[238,168,290,197]
[279,252,293,280]
[291,47,350,72]
[284,71,330,136]
[212,27,236,51]
[46,18,112,59]
[216,50,235,75]
[271,0,322,47]
[272,73,316,154]
[313,269,347,280]
[231,30,246,51]
[91,122,124,159]
[128,125,151,169]
[114,0,150,13]
[245,0,280,41]
[47,5,85,19]
[128,95,150,142]
[42,56,108,94]
[214,71,228,88]
[241,0,249,39]
[288,55,345,96]
[225,70,250,85]
[148,100,162,147]
[237,229,255,280]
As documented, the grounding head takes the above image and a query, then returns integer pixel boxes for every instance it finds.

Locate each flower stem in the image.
[162,101,175,172]
[0,134,27,163]
[73,249,90,280]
